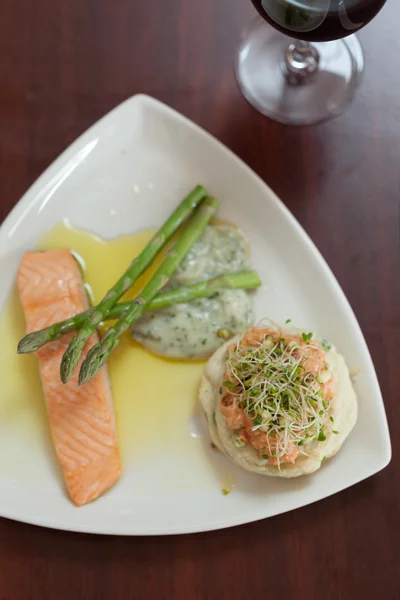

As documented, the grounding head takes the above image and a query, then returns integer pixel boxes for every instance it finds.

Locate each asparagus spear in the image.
[79,196,218,385]
[17,271,261,354]
[60,185,207,383]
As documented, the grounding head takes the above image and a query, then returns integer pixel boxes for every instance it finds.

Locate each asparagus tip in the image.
[17,330,48,354]
[78,358,101,386]
[60,346,79,383]
[78,343,101,385]
[78,365,92,386]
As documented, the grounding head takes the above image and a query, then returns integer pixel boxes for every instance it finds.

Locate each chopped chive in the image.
[285,318,292,324]
[332,430,339,435]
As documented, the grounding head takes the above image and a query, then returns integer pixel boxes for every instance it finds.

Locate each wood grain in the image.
[0,1,399,598]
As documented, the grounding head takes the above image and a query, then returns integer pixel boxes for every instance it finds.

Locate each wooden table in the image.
[1,1,399,598]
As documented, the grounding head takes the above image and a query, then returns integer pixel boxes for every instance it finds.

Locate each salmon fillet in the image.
[17,249,121,506]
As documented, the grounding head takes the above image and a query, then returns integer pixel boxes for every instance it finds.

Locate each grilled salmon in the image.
[17,249,121,505]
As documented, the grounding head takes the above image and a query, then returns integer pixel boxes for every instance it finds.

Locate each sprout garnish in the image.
[224,330,336,464]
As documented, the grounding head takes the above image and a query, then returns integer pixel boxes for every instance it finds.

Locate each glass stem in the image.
[283,40,320,85]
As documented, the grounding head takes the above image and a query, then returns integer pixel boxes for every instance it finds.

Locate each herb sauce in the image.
[133,226,255,359]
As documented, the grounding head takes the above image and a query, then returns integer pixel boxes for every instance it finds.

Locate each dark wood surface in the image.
[0,1,399,598]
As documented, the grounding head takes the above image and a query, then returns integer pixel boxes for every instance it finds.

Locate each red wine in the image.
[251,0,387,42]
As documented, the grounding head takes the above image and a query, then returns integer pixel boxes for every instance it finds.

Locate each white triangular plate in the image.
[0,94,391,534]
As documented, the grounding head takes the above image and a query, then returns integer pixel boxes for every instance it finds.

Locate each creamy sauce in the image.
[0,221,207,470]
[133,226,255,359]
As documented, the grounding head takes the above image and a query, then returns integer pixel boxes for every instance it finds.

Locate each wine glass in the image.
[235,0,387,125]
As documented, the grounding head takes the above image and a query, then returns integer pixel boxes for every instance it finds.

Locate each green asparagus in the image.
[60,185,207,383]
[78,196,219,385]
[17,271,261,354]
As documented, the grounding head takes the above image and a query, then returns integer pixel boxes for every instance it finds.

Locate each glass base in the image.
[235,18,364,126]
